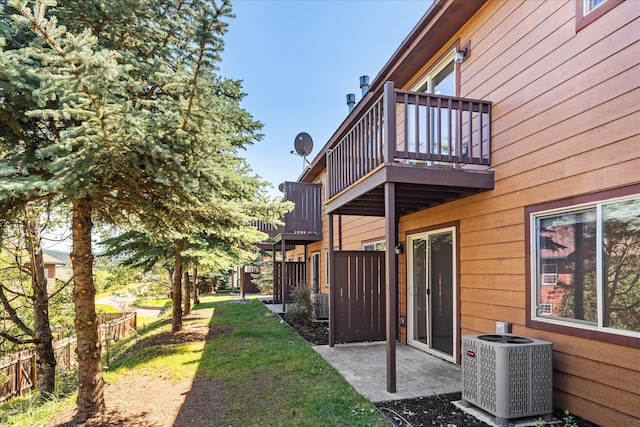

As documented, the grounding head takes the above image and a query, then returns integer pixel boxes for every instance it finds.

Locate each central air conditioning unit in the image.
[310,293,329,320]
[461,334,553,426]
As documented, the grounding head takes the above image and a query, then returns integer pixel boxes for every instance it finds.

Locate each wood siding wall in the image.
[396,1,639,426]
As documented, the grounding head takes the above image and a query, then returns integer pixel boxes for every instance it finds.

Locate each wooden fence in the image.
[0,312,137,404]
[332,251,386,343]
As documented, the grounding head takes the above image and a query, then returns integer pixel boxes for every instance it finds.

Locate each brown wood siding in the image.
[395,1,640,425]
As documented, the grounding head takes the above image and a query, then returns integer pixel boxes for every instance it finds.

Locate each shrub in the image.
[285,287,313,326]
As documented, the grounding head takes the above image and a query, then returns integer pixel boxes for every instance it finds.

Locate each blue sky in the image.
[44,1,431,252]
[220,0,431,198]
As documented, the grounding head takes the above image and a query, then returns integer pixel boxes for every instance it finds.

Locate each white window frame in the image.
[310,252,320,293]
[363,240,386,251]
[584,0,606,14]
[325,250,329,287]
[530,193,640,339]
[413,50,456,93]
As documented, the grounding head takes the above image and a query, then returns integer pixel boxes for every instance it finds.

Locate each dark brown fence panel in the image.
[273,261,306,304]
[283,182,322,235]
[334,251,386,343]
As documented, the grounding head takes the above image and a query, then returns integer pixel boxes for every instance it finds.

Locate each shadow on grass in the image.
[105,307,233,373]
[173,295,388,427]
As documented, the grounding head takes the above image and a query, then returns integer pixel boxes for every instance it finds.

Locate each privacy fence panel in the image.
[273,261,306,304]
[333,251,386,343]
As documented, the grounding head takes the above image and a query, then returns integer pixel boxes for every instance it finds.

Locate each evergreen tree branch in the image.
[14,1,111,140]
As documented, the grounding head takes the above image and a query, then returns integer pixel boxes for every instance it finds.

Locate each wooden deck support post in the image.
[384,182,397,393]
[328,213,335,347]
[383,80,397,393]
[272,244,277,303]
[281,239,287,312]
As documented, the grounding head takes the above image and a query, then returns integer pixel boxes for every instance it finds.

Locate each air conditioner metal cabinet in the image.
[461,334,553,426]
[310,293,329,320]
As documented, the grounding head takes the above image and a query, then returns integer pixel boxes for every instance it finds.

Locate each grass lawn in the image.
[131,297,171,308]
[2,294,389,426]
[95,303,120,314]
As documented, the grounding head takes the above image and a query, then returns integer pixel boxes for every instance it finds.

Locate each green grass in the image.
[95,303,120,313]
[2,294,389,427]
[132,297,171,308]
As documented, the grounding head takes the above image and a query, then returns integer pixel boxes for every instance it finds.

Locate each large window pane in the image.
[538,210,597,324]
[602,198,640,332]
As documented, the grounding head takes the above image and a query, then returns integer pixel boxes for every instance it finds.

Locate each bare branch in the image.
[48,277,73,300]
[0,331,37,346]
[0,283,34,337]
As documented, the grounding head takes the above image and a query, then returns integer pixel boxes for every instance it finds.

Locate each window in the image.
[408,51,458,164]
[541,264,558,286]
[530,194,640,339]
[585,0,606,13]
[310,252,320,293]
[539,303,553,316]
[325,251,329,287]
[363,241,386,251]
[576,0,624,32]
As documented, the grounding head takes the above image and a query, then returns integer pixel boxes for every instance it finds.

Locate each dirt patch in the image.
[45,311,227,427]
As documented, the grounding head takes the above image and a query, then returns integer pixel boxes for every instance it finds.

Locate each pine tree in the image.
[1,0,278,420]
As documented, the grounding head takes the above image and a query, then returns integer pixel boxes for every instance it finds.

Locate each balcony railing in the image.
[253,182,322,242]
[281,181,322,235]
[326,81,492,200]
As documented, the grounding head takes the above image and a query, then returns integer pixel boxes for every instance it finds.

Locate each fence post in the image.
[16,358,22,396]
[31,354,37,389]
[383,81,396,163]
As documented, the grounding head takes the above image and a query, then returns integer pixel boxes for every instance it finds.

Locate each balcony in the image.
[256,181,322,249]
[325,82,494,217]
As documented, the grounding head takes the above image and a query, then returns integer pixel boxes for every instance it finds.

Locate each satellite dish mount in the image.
[291,132,313,172]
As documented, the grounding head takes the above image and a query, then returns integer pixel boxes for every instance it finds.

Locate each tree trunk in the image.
[172,240,184,332]
[71,197,105,420]
[23,211,56,399]
[183,270,190,315]
[193,266,199,305]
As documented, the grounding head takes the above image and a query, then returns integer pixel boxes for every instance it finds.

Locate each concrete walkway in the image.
[263,299,461,403]
[313,341,461,403]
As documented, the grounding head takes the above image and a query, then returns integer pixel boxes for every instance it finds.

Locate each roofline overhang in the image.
[300,0,487,184]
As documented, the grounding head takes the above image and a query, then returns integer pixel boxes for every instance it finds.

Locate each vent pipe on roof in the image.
[346,93,356,113]
[359,75,370,96]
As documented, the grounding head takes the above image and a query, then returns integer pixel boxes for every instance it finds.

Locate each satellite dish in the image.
[294,132,313,157]
[278,183,284,192]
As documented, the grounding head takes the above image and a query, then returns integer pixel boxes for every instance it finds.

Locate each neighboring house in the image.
[23,250,70,288]
[262,1,639,425]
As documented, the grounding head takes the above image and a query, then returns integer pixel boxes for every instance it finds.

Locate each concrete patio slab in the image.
[313,341,462,403]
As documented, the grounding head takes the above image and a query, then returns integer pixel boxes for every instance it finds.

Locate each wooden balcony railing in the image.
[326,81,492,200]
[281,182,322,235]
[253,182,322,241]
